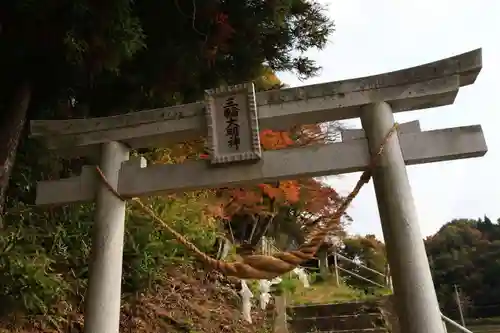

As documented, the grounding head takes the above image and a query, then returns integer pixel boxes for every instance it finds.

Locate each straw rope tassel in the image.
[95,123,399,280]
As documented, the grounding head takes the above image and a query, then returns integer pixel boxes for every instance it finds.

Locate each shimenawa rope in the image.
[95,123,399,280]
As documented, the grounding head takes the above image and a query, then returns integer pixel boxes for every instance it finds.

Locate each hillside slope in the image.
[0,264,271,333]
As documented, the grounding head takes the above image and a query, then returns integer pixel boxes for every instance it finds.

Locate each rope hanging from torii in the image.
[95,123,399,280]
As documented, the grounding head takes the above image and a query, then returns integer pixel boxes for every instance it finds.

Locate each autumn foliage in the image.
[0,0,336,327]
[213,122,344,239]
[141,65,343,246]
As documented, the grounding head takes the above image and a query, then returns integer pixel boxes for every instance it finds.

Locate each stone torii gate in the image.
[30,49,485,333]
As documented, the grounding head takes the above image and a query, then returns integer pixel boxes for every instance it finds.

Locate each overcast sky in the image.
[278,0,500,240]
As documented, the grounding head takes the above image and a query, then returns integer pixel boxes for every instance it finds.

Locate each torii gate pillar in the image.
[84,142,130,333]
[361,102,443,333]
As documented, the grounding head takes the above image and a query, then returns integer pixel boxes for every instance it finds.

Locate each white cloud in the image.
[278,0,500,239]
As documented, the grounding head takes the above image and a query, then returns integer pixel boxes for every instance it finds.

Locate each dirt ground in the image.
[0,264,273,333]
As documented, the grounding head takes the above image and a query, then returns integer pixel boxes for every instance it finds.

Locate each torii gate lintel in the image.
[30,49,481,158]
[34,122,486,206]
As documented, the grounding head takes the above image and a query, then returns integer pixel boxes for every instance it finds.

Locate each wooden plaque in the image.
[204,82,262,165]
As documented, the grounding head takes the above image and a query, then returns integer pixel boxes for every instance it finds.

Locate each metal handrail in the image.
[335,252,386,278]
[441,313,473,333]
[333,251,391,289]
[334,251,472,333]
[264,239,471,333]
[336,266,386,288]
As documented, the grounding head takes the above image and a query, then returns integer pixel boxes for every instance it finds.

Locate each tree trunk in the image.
[0,82,32,226]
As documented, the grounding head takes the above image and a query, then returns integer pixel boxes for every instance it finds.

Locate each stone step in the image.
[287,301,381,319]
[295,328,388,333]
[288,313,386,332]
[449,325,500,333]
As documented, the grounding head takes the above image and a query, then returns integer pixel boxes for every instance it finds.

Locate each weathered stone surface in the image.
[289,313,385,332]
[342,120,421,142]
[35,125,487,205]
[29,49,481,157]
[287,301,381,319]
[204,83,262,165]
[287,297,396,333]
